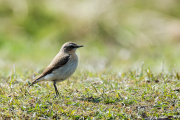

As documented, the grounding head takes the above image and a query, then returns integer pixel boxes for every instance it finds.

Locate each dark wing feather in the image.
[40,54,70,77]
[29,54,70,86]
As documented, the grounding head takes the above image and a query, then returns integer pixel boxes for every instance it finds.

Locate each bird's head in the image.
[61,42,83,53]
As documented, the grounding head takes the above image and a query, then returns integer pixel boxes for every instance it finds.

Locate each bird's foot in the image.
[54,93,61,99]
[54,95,59,98]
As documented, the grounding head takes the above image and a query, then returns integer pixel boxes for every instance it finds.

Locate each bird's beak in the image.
[76,45,84,48]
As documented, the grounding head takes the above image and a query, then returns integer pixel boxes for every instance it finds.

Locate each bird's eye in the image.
[68,43,76,48]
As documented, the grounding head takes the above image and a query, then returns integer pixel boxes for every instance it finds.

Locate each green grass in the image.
[1,0,180,119]
[0,65,180,119]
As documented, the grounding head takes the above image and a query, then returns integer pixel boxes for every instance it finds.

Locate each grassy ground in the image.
[0,64,180,119]
[1,0,180,119]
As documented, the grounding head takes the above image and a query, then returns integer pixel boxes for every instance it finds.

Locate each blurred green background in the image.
[0,0,180,73]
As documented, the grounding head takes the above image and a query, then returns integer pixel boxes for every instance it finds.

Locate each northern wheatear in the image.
[29,42,83,96]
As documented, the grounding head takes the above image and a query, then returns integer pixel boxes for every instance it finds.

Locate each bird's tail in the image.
[29,74,44,87]
[28,80,38,87]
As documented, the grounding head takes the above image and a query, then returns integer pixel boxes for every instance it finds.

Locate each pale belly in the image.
[43,59,78,82]
[54,60,78,82]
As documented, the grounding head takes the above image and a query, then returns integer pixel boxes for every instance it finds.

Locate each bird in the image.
[29,42,83,96]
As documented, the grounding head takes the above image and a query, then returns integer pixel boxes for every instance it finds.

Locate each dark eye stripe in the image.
[68,43,76,47]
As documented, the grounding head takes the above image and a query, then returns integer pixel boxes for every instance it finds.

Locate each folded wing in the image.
[29,54,70,86]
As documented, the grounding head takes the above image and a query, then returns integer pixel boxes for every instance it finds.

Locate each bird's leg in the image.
[53,81,59,97]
